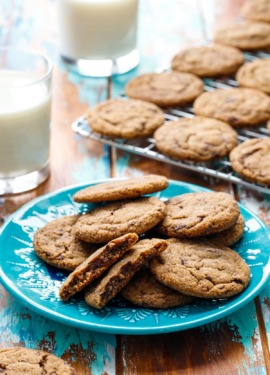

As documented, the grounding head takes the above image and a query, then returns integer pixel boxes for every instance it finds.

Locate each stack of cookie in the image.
[33,175,250,310]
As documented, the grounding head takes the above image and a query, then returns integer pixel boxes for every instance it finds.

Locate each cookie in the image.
[230,138,270,185]
[59,233,138,301]
[84,238,167,309]
[194,88,270,127]
[171,44,244,77]
[73,174,168,203]
[154,117,237,162]
[87,98,164,139]
[241,0,270,23]
[149,238,250,299]
[236,59,270,94]
[33,215,99,271]
[121,268,194,308]
[125,72,204,107]
[74,197,166,243]
[156,192,240,238]
[0,347,74,375]
[214,21,270,50]
[207,214,245,246]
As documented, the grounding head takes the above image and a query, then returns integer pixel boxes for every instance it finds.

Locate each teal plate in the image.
[0,180,270,335]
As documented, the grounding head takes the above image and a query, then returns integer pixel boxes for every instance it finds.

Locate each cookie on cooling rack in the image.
[230,138,270,185]
[236,59,270,94]
[87,98,164,139]
[171,44,244,77]
[241,0,270,24]
[125,71,204,107]
[194,88,270,127]
[154,116,238,162]
[149,238,250,299]
[214,21,270,50]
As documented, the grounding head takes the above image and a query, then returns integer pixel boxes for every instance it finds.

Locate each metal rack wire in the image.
[72,51,270,195]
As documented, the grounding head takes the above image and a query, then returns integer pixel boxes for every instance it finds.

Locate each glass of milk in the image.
[0,47,53,195]
[58,0,139,77]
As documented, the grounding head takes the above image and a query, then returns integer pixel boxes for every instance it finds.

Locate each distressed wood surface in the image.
[0,0,269,374]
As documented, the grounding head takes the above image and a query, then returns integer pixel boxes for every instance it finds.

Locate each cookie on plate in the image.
[207,214,245,246]
[74,197,166,243]
[171,44,244,77]
[87,98,164,139]
[125,72,204,107]
[0,347,74,375]
[149,238,250,299]
[84,238,168,309]
[59,233,138,301]
[194,88,270,127]
[33,215,99,271]
[154,117,237,161]
[156,192,240,238]
[230,138,270,185]
[214,21,270,50]
[241,0,270,24]
[73,174,168,203]
[236,59,270,94]
[121,268,194,308]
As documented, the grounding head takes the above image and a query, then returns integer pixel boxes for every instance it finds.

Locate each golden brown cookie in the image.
[59,233,139,301]
[149,238,250,299]
[87,98,164,139]
[214,21,270,50]
[74,197,166,243]
[171,44,244,77]
[230,138,270,185]
[241,0,270,23]
[194,88,270,127]
[0,347,74,375]
[154,117,238,161]
[33,215,99,271]
[125,72,204,107]
[73,174,168,203]
[156,192,240,238]
[207,214,245,246]
[121,268,194,308]
[84,238,168,309]
[236,59,270,94]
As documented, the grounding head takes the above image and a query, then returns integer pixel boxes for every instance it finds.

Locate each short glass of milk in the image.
[0,47,53,195]
[58,0,139,77]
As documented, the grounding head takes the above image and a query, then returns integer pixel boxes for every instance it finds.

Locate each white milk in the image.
[0,71,51,178]
[58,0,138,60]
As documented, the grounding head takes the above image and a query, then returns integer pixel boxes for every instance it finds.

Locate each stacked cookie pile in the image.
[33,175,250,310]
[85,0,270,187]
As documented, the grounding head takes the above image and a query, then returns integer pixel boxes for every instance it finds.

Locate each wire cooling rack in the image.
[72,51,270,195]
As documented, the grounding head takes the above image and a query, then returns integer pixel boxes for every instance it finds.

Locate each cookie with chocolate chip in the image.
[236,59,270,94]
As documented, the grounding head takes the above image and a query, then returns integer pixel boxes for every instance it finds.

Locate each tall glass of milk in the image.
[58,0,139,77]
[0,48,53,195]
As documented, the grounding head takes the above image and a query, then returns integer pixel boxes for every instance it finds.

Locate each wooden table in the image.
[0,0,269,373]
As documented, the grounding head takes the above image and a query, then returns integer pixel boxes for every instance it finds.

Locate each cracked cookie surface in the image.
[154,117,237,161]
[156,192,240,238]
[230,138,270,185]
[75,197,166,243]
[33,215,99,271]
[241,0,270,23]
[87,98,164,139]
[207,214,245,247]
[214,21,270,50]
[236,59,270,94]
[121,268,194,308]
[59,233,139,301]
[0,347,74,375]
[171,44,244,77]
[125,72,204,107]
[73,174,168,203]
[194,88,270,127]
[149,238,250,299]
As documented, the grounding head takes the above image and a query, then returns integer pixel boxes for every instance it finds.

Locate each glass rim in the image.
[0,46,53,88]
